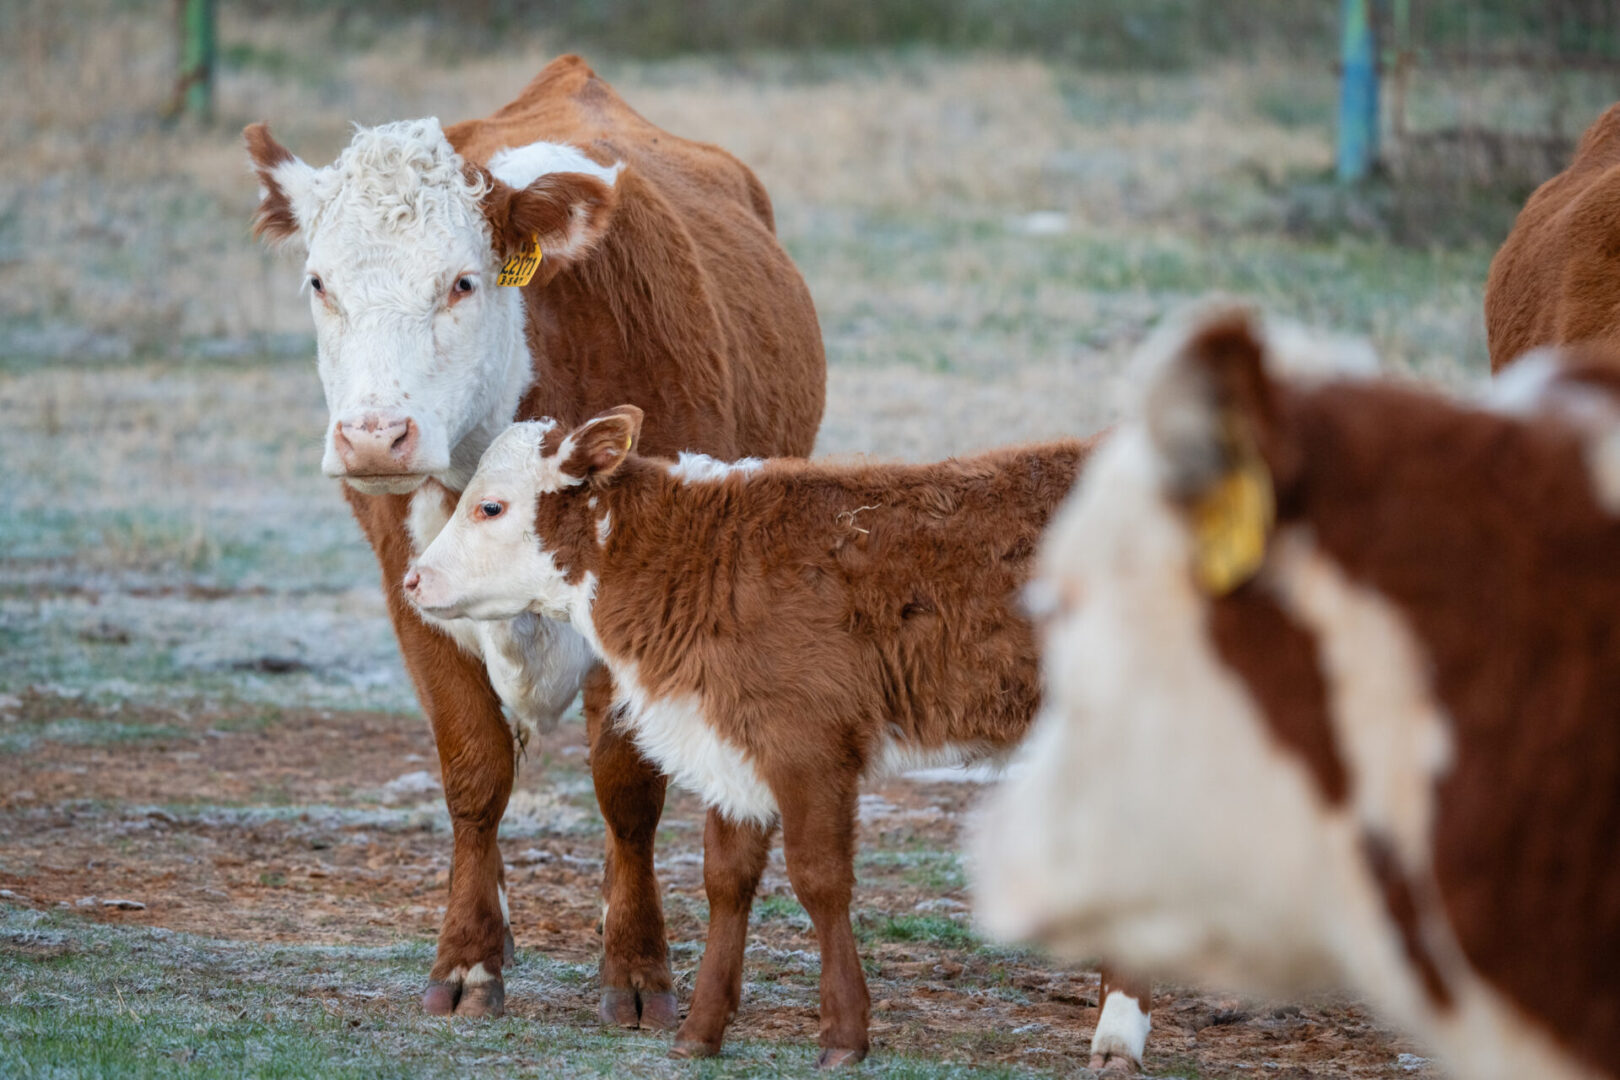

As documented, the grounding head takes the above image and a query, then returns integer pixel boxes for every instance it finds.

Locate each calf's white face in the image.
[246,119,621,494]
[406,420,581,622]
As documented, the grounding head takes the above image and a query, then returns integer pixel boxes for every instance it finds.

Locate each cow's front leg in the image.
[415,656,515,1018]
[585,666,676,1029]
[1091,966,1153,1073]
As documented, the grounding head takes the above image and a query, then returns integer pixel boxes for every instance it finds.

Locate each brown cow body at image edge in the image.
[976,306,1620,1080]
[1486,102,1620,370]
[246,54,825,1022]
[401,417,1157,1068]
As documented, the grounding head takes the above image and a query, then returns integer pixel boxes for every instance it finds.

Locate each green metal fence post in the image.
[181,0,217,122]
[1337,0,1380,183]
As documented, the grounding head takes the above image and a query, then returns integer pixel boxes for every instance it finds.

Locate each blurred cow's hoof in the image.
[670,1038,720,1059]
[454,976,505,1018]
[1089,1050,1141,1074]
[816,1047,867,1069]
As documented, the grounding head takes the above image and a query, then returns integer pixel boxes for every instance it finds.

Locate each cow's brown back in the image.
[445,54,824,461]
[1486,103,1620,370]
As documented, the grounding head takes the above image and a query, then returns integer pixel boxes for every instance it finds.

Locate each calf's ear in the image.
[244,123,318,247]
[476,166,620,267]
[561,405,644,484]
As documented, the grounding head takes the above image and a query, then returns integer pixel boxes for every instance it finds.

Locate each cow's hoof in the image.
[670,1039,720,1059]
[1089,1051,1141,1075]
[454,978,505,1018]
[422,979,459,1016]
[639,991,680,1031]
[599,988,641,1028]
[816,1047,867,1069]
[504,928,516,966]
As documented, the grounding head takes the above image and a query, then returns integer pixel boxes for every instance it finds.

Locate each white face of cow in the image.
[405,420,577,621]
[404,408,638,625]
[246,119,622,495]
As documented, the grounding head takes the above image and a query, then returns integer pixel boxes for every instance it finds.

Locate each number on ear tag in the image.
[1190,452,1273,595]
[498,236,543,287]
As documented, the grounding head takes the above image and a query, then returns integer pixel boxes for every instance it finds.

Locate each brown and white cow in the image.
[975,305,1620,1080]
[245,55,825,1022]
[400,411,1136,1067]
[1486,102,1620,371]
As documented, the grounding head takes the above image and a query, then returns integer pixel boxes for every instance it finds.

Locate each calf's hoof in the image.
[455,978,505,1018]
[639,991,680,1031]
[420,968,506,1019]
[816,1047,867,1069]
[670,1038,721,1060]
[1089,1051,1141,1075]
[421,980,459,1016]
[599,987,679,1030]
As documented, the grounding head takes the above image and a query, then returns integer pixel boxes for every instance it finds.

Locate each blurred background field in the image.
[1,3,1615,1077]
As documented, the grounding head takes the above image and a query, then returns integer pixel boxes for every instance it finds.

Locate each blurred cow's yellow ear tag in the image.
[498,236,542,287]
[1190,454,1273,596]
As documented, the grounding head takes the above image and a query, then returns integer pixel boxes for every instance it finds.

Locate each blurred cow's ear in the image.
[1145,305,1281,503]
[560,405,644,484]
[475,166,620,267]
[1144,305,1287,594]
[244,123,317,247]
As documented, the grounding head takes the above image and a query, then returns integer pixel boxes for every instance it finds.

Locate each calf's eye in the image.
[454,276,475,295]
[475,501,504,520]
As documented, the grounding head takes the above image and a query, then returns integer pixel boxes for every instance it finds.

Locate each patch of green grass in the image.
[752,894,810,928]
[857,847,966,892]
[0,716,191,754]
[0,910,1056,1079]
[859,912,977,949]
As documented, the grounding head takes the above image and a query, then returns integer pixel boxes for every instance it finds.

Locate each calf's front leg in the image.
[585,667,677,1029]
[777,774,869,1068]
[672,809,776,1058]
[1092,966,1153,1074]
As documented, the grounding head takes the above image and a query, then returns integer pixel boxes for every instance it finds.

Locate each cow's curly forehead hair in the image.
[303,118,489,237]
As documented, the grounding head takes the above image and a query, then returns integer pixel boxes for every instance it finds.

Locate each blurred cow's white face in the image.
[972,428,1364,991]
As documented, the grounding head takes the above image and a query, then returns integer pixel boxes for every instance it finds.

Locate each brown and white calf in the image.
[976,306,1620,1080]
[402,409,1128,1067]
[245,54,825,1022]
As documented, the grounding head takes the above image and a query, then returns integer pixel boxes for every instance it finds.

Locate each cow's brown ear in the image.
[476,166,620,267]
[244,122,316,246]
[1144,305,1284,594]
[561,405,644,483]
[1145,305,1280,502]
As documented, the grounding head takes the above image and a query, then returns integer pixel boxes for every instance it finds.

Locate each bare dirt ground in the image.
[1,690,1441,1078]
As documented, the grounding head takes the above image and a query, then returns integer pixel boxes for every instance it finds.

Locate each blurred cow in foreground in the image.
[975,306,1620,1080]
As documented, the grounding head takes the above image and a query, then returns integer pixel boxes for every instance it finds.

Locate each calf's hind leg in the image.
[585,666,677,1030]
[777,775,869,1068]
[672,810,775,1059]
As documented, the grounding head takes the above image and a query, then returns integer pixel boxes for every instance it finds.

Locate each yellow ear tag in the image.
[1190,453,1274,596]
[497,236,543,287]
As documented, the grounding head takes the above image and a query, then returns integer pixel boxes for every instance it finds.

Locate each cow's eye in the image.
[475,501,504,520]
[454,276,475,295]
[308,275,324,295]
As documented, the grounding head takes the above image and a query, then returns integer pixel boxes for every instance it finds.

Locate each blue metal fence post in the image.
[1337,0,1380,183]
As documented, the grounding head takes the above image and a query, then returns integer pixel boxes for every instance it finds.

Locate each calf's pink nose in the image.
[402,567,422,595]
[333,415,419,475]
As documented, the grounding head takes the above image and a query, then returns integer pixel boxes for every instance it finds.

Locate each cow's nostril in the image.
[403,568,421,593]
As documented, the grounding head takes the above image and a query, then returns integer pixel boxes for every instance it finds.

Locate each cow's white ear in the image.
[478,168,620,267]
[244,123,317,247]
